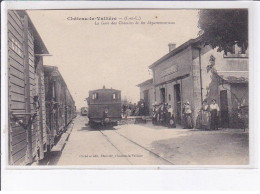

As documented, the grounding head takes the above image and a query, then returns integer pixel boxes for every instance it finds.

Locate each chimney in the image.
[168,43,176,52]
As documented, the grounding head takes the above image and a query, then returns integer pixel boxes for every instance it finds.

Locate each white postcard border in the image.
[1,0,259,190]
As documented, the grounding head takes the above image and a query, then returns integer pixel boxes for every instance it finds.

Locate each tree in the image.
[198,9,248,54]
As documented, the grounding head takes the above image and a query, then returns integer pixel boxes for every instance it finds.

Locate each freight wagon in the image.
[7,10,75,165]
[44,65,75,149]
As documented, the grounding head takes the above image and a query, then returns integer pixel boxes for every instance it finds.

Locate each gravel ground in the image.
[39,115,249,166]
[117,122,249,165]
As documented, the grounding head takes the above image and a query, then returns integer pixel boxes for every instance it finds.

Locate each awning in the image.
[215,71,248,84]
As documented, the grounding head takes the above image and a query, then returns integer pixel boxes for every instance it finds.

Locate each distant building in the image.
[138,36,248,128]
[136,78,154,115]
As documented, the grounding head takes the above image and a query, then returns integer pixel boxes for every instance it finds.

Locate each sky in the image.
[27,10,200,109]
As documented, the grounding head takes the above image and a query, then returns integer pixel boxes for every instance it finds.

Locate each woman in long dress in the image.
[209,99,220,130]
[200,100,210,130]
[183,101,193,129]
[152,103,158,125]
[156,103,162,125]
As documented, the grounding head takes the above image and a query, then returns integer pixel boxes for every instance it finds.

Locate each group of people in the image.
[122,103,136,118]
[122,100,149,118]
[196,99,220,130]
[152,99,220,130]
[122,98,220,130]
[152,102,176,128]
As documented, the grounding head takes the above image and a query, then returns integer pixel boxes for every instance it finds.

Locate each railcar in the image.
[87,87,122,127]
[7,10,75,165]
[81,107,88,116]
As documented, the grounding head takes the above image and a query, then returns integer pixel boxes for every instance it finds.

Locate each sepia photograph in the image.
[3,7,249,167]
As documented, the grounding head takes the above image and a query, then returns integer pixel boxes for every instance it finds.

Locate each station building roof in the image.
[149,36,202,69]
[136,78,153,87]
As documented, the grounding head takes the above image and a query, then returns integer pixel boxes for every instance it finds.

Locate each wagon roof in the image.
[89,88,121,93]
[16,10,49,55]
[43,65,66,85]
[43,65,72,95]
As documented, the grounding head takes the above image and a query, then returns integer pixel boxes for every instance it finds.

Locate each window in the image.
[169,94,171,101]
[224,43,248,58]
[112,93,118,100]
[92,93,98,100]
[230,44,246,54]
[230,45,236,54]
[238,44,246,54]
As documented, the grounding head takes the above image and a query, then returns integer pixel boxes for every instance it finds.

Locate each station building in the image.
[138,36,248,128]
[136,78,154,115]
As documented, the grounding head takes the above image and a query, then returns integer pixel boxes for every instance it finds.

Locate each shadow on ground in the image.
[79,125,117,131]
[134,122,184,131]
[38,152,62,166]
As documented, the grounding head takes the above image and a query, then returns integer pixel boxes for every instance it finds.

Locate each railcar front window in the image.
[112,93,119,100]
[92,93,98,100]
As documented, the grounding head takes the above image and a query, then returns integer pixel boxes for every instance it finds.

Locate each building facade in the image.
[137,78,154,115]
[143,37,248,128]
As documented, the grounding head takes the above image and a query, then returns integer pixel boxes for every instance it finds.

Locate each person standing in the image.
[152,102,158,125]
[196,100,210,130]
[167,104,176,128]
[183,101,193,129]
[158,103,163,125]
[162,103,168,126]
[209,99,220,130]
[139,102,146,116]
[122,104,127,118]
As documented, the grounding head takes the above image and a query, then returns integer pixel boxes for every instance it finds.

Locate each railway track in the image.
[98,128,174,165]
[98,130,133,165]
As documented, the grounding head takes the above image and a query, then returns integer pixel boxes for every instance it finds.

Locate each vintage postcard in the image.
[1,4,252,169]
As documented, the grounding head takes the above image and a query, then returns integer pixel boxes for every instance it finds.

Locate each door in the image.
[220,90,229,128]
[160,88,166,103]
[174,84,181,124]
[143,90,149,114]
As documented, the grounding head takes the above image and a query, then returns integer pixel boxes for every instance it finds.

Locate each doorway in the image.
[174,84,181,124]
[160,88,166,103]
[220,90,229,128]
[143,90,149,114]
